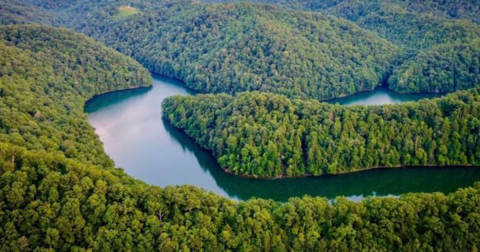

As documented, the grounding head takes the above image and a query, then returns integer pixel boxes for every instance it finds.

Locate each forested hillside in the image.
[2,24,480,251]
[0,25,152,167]
[202,0,480,26]
[389,40,480,94]
[2,0,480,98]
[0,0,56,25]
[324,0,480,94]
[1,0,400,100]
[163,90,480,178]
[71,1,399,100]
[202,0,480,94]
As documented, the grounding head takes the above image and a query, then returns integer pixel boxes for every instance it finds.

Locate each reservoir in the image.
[85,75,480,201]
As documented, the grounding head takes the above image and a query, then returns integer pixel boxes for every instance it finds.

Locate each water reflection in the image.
[328,86,441,106]
[85,75,480,201]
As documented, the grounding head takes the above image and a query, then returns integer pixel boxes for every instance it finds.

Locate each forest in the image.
[202,0,480,94]
[0,24,480,251]
[71,1,398,100]
[0,25,152,168]
[163,90,480,178]
[203,0,480,26]
[3,0,478,98]
[1,0,480,250]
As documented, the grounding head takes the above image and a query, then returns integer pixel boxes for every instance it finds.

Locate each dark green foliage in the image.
[163,90,480,178]
[204,0,480,95]
[71,1,398,100]
[390,40,480,94]
[326,1,480,50]
[324,0,480,95]
[5,0,480,97]
[203,0,480,26]
[0,0,56,25]
[4,0,398,100]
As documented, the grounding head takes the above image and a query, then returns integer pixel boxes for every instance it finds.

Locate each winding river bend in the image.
[85,75,480,201]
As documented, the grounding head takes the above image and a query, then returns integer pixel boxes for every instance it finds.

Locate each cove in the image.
[85,75,480,202]
[327,86,441,105]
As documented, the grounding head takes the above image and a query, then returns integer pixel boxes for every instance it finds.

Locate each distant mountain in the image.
[2,0,480,98]
[0,0,56,25]
[72,2,399,100]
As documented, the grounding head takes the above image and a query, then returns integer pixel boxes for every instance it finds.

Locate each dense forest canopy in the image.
[2,0,480,97]
[1,0,480,250]
[0,25,152,167]
[1,24,480,251]
[163,90,480,178]
[202,0,480,26]
[389,39,480,93]
[70,1,399,100]
[200,0,480,94]
[0,0,56,25]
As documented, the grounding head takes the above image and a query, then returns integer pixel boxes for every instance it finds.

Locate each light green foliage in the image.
[113,5,140,20]
[0,25,152,167]
[2,143,480,250]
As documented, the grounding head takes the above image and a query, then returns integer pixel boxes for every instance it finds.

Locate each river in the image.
[84,75,480,201]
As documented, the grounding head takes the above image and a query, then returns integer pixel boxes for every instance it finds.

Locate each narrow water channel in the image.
[84,75,480,201]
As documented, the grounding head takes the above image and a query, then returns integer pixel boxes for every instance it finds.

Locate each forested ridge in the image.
[3,0,480,98]
[163,90,480,178]
[203,0,480,94]
[0,25,480,251]
[0,0,56,25]
[389,39,480,94]
[71,1,399,100]
[202,0,480,25]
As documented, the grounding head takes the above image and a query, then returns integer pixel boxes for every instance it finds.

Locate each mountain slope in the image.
[201,0,480,94]
[389,40,480,93]
[203,0,480,26]
[4,0,480,97]
[70,1,399,100]
[0,0,56,25]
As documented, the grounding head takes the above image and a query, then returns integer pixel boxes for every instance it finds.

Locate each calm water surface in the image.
[328,87,441,105]
[85,76,480,201]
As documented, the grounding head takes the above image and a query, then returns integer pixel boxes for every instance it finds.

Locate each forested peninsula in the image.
[163,90,480,178]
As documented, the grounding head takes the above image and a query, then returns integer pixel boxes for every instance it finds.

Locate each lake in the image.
[84,75,480,201]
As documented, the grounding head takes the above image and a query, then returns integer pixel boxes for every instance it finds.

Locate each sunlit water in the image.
[85,76,480,201]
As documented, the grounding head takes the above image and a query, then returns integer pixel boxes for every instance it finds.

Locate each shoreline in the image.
[221,162,479,180]
[84,83,153,105]
[89,71,473,182]
[145,70,446,103]
[162,116,480,181]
